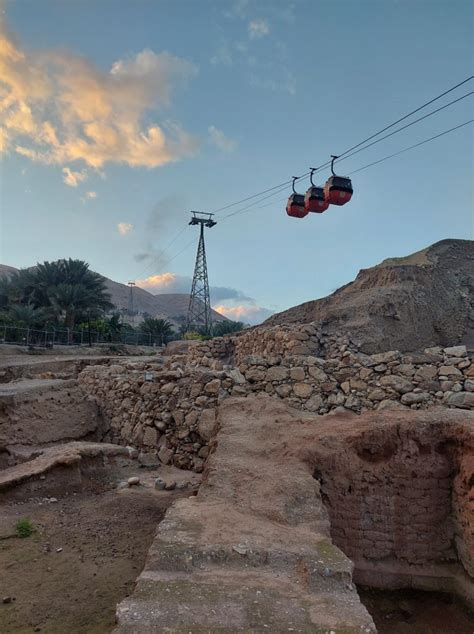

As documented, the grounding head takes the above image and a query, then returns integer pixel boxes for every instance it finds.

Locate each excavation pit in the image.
[308,409,474,628]
[0,443,200,633]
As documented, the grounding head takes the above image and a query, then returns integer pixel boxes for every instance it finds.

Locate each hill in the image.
[264,239,474,353]
[0,264,228,325]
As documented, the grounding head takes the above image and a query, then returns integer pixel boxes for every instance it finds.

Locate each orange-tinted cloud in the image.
[0,19,199,172]
[117,222,134,235]
[136,272,177,289]
[213,303,274,325]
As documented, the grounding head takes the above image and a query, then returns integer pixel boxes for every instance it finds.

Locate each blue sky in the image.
[0,0,473,323]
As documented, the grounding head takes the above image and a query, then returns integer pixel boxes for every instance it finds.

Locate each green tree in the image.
[0,259,112,335]
[212,320,246,337]
[140,317,175,345]
[1,303,47,327]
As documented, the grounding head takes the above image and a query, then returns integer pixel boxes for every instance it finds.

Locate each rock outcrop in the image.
[265,239,474,353]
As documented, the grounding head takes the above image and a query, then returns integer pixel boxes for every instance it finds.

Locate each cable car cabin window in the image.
[327,176,353,191]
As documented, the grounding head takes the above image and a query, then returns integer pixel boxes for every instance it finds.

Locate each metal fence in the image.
[0,325,166,348]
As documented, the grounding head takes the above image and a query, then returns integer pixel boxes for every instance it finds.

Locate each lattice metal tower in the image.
[127,281,136,326]
[186,212,216,334]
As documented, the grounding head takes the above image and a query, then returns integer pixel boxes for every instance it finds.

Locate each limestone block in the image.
[305,394,323,411]
[439,365,463,377]
[265,366,289,382]
[143,427,158,446]
[290,367,306,381]
[158,446,173,465]
[204,379,221,395]
[198,408,218,441]
[400,392,430,405]
[443,345,467,358]
[446,392,474,409]
[379,375,413,394]
[292,383,313,399]
[308,366,328,382]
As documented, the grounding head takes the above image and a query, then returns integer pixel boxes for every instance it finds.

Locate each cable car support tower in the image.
[186,212,216,335]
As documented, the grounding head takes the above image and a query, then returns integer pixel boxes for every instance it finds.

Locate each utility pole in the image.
[127,281,136,327]
[186,211,216,335]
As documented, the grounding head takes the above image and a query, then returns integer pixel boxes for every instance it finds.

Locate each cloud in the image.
[248,19,270,38]
[249,70,296,95]
[213,303,274,325]
[62,166,87,187]
[136,271,254,303]
[0,21,199,171]
[85,190,97,199]
[208,125,237,153]
[117,222,134,236]
[210,42,233,66]
[133,195,188,265]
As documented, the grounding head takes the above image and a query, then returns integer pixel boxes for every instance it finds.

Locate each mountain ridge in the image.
[264,239,474,353]
[0,263,229,325]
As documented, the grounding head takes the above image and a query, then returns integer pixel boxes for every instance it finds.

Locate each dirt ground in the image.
[0,482,189,633]
[359,587,474,634]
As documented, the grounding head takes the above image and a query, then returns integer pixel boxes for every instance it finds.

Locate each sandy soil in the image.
[359,587,474,634]
[0,480,190,633]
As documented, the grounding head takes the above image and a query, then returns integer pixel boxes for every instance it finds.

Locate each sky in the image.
[0,0,473,325]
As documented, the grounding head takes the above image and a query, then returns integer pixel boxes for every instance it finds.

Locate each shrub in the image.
[15,518,34,538]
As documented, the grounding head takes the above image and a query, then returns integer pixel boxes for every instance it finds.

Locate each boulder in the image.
[265,366,289,382]
[379,375,413,394]
[293,383,313,399]
[446,392,474,409]
[443,345,467,358]
[198,408,218,441]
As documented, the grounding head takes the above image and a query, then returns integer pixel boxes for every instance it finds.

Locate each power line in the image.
[348,119,474,175]
[133,78,474,278]
[211,75,473,215]
[219,91,472,221]
[329,91,473,168]
[135,224,189,281]
[222,119,474,221]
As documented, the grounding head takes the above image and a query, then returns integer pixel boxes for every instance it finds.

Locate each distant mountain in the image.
[265,239,474,353]
[0,263,229,325]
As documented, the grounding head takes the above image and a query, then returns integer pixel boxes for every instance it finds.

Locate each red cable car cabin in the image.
[324,175,353,206]
[286,177,308,218]
[286,193,307,218]
[324,156,353,206]
[305,167,330,213]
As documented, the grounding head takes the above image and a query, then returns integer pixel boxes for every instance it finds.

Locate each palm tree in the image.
[34,259,112,331]
[212,320,246,336]
[140,318,175,345]
[1,303,47,327]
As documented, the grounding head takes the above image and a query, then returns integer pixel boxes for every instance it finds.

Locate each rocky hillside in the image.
[265,239,474,354]
[0,264,228,325]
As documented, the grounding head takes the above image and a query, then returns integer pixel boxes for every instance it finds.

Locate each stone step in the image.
[0,378,77,405]
[115,568,374,633]
[144,503,350,592]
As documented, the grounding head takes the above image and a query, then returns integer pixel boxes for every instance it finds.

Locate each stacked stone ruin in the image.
[79,321,474,472]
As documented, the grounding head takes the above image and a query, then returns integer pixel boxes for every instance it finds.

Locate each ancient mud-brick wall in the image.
[453,451,474,578]
[307,414,474,601]
[79,358,239,472]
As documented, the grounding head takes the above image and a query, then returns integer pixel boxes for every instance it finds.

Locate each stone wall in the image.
[233,344,473,414]
[78,358,242,472]
[80,339,473,471]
